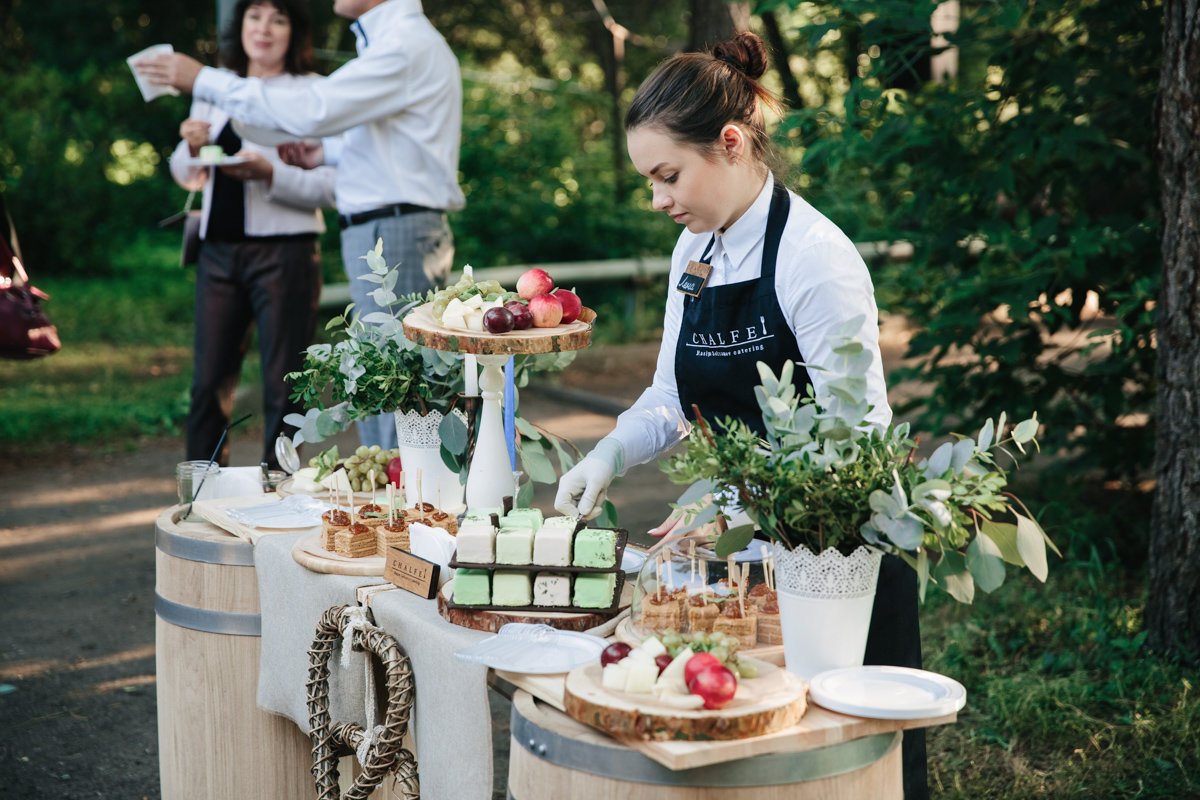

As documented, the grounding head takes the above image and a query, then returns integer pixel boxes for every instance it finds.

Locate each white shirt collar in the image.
[713,173,775,271]
[353,0,424,50]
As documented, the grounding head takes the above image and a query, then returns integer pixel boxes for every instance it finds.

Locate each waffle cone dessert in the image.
[321,509,351,551]
[713,601,758,649]
[335,522,377,558]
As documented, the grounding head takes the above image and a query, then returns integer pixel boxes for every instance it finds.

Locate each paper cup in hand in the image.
[127,44,181,102]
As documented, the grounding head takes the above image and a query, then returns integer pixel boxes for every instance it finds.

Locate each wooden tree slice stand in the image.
[401,302,594,356]
[292,534,385,576]
[563,658,808,742]
[436,581,617,633]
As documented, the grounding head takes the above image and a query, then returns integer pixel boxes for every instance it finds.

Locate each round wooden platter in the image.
[291,533,384,576]
[563,656,808,742]
[402,301,594,356]
[436,580,622,633]
[614,616,785,665]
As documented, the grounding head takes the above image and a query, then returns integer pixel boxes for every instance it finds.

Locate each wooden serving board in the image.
[613,616,785,666]
[402,301,593,355]
[436,580,617,632]
[291,534,385,576]
[563,657,808,742]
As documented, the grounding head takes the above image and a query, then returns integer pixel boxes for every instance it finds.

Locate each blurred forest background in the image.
[2,2,1193,797]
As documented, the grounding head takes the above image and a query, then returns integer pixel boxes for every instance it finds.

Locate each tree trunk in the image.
[1147,0,1200,662]
[761,10,803,109]
[688,0,749,52]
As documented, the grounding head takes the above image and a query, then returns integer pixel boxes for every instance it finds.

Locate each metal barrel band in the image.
[155,523,257,566]
[511,701,900,788]
[154,592,262,637]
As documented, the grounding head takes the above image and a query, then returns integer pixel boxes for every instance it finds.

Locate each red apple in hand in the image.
[516,268,554,300]
[386,457,403,487]
[553,287,583,324]
[528,293,563,327]
[683,652,723,687]
[687,664,738,709]
[600,642,632,667]
[504,301,533,330]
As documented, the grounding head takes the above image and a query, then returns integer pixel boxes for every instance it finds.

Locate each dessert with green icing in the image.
[453,568,490,605]
[501,507,543,532]
[573,572,617,608]
[572,528,617,568]
[492,571,532,606]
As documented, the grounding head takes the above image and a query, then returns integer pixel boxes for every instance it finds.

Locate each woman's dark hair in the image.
[625,32,782,166]
[220,0,315,77]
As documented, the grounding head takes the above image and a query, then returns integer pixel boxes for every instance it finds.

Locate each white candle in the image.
[464,354,479,397]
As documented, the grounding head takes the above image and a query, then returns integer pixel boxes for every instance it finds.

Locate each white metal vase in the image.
[393,408,467,513]
[771,542,883,680]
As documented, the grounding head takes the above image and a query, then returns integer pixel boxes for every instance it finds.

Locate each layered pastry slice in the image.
[376,515,410,556]
[335,522,377,558]
[686,592,721,634]
[757,595,783,645]
[321,508,351,551]
[712,601,758,649]
[640,587,683,634]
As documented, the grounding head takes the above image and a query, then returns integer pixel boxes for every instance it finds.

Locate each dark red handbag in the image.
[0,222,61,360]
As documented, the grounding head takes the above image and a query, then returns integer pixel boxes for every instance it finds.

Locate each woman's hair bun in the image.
[711,32,769,81]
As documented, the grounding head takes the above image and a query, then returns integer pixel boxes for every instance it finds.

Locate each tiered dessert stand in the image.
[402,302,594,510]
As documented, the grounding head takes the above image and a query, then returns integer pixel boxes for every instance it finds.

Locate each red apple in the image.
[687,664,738,710]
[516,268,554,300]
[600,642,632,667]
[553,287,583,324]
[683,652,723,687]
[482,306,515,334]
[528,293,563,327]
[504,300,533,330]
[654,653,674,675]
[386,456,403,487]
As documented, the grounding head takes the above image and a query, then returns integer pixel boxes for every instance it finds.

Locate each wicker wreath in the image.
[307,604,420,800]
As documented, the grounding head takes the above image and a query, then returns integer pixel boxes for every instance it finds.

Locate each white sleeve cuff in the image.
[193,67,237,104]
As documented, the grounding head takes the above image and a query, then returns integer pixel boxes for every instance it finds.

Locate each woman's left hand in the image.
[220,151,273,185]
[135,53,203,93]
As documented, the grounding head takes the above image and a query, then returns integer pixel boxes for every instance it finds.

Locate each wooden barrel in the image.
[508,691,902,800]
[155,507,314,800]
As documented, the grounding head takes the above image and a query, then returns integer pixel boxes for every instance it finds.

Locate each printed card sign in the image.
[384,547,440,599]
[676,260,712,297]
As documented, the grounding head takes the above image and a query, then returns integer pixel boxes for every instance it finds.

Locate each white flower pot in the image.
[393,408,467,513]
[772,543,883,680]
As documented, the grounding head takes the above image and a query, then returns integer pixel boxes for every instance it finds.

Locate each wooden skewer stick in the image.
[369,470,377,506]
[740,563,750,617]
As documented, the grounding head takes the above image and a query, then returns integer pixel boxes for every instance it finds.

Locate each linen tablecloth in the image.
[254,532,493,800]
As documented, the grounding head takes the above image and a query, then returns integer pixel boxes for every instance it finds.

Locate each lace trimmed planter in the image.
[772,543,883,680]
[393,408,467,512]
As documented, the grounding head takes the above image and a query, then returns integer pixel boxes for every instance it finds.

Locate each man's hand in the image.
[277,141,324,170]
[136,53,203,94]
[219,150,273,185]
[179,119,211,156]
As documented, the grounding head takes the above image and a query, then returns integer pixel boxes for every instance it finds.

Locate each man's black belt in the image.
[337,203,442,230]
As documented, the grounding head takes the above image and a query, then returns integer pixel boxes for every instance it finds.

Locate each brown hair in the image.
[625,32,782,166]
[220,0,315,77]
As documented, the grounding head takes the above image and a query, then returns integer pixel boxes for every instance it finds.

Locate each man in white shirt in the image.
[138,0,465,448]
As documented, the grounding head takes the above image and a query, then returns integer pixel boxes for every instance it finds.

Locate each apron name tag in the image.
[676,261,712,298]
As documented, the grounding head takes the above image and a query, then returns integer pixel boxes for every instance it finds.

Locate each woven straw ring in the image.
[307,604,420,800]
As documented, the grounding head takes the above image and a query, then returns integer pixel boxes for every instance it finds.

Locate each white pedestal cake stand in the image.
[402,302,594,509]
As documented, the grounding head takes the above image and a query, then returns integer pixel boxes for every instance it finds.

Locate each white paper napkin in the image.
[194,466,264,501]
[408,522,457,586]
[126,44,181,102]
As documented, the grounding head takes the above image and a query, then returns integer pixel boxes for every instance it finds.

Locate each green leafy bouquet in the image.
[663,317,1057,603]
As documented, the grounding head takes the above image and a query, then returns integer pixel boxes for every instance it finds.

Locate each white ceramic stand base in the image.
[465,354,516,509]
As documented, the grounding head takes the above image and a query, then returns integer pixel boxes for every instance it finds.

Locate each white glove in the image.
[554,438,625,520]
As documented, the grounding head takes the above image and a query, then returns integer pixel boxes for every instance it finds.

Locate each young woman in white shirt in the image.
[553,32,927,799]
[168,0,336,468]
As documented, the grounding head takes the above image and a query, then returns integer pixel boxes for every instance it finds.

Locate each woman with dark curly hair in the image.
[168,0,335,467]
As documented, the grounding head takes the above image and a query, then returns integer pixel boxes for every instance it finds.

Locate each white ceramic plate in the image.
[231,119,299,147]
[455,623,608,674]
[180,155,249,168]
[809,665,967,720]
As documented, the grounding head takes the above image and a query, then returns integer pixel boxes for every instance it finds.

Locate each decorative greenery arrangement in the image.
[663,317,1057,603]
[285,241,582,504]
